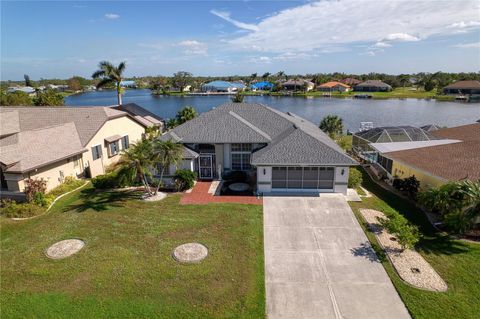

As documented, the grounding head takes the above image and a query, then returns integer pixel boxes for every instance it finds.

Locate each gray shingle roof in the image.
[0,122,86,173]
[164,103,356,166]
[112,103,164,128]
[0,110,20,137]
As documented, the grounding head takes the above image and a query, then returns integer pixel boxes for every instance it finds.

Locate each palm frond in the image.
[92,70,105,79]
[117,61,126,74]
[96,77,114,89]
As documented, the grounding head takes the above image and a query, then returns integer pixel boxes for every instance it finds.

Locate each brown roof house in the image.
[0,104,163,195]
[317,81,351,92]
[282,79,315,92]
[380,123,480,189]
[340,78,362,86]
[443,80,480,95]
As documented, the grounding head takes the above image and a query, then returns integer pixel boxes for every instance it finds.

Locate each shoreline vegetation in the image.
[150,87,456,101]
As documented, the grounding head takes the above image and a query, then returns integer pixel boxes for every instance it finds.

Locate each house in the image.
[7,86,36,96]
[379,123,480,189]
[317,81,351,92]
[340,78,362,86]
[282,79,315,91]
[443,80,480,95]
[0,105,163,194]
[250,81,274,91]
[120,80,137,88]
[354,80,392,92]
[160,103,357,194]
[201,81,245,93]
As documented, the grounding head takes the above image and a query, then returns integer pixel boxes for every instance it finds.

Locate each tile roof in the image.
[0,122,86,173]
[163,103,357,166]
[383,123,480,182]
[317,81,350,88]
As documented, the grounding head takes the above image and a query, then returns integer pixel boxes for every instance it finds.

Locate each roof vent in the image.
[287,112,293,116]
[293,124,298,129]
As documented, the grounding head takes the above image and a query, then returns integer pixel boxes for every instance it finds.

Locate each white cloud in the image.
[177,40,208,55]
[210,9,259,31]
[384,33,420,42]
[225,0,480,53]
[453,42,480,48]
[105,13,120,20]
[373,42,392,48]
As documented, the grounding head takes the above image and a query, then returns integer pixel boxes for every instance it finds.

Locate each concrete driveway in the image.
[264,195,410,319]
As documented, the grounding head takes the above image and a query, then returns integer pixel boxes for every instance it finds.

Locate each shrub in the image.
[393,176,420,200]
[91,170,134,189]
[24,178,47,202]
[32,192,54,207]
[348,167,363,188]
[48,177,85,198]
[173,169,197,191]
[0,199,44,218]
[378,213,420,250]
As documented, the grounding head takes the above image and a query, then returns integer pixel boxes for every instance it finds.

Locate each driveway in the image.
[263,195,410,319]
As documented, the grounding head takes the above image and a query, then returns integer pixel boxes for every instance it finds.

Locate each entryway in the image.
[198,154,213,179]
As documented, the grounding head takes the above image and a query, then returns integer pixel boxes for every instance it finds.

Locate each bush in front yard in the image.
[24,178,47,202]
[377,212,420,250]
[0,199,44,218]
[348,167,363,188]
[91,169,136,190]
[173,169,197,191]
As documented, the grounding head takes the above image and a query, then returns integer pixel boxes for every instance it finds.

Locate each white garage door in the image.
[271,167,334,191]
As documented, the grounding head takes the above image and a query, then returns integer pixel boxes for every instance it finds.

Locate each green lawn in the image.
[349,170,480,319]
[0,185,265,318]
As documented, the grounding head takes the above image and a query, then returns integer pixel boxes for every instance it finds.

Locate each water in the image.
[65,89,480,131]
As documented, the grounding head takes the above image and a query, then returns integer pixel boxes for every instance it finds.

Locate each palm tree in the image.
[249,73,257,85]
[175,106,198,125]
[319,115,344,139]
[114,139,155,196]
[153,139,184,194]
[92,61,126,105]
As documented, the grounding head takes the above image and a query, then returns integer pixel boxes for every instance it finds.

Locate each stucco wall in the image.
[257,166,272,193]
[84,116,145,177]
[334,166,349,195]
[4,155,84,192]
[391,161,446,189]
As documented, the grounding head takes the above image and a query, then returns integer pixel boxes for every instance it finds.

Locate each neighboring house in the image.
[443,80,480,95]
[120,80,137,88]
[7,86,36,96]
[354,80,392,92]
[340,78,362,86]
[317,81,351,92]
[160,103,357,194]
[112,103,165,132]
[380,123,480,189]
[282,79,315,91]
[0,105,162,194]
[250,81,274,91]
[201,81,245,93]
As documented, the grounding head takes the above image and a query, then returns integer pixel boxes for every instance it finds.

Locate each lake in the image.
[65,89,480,131]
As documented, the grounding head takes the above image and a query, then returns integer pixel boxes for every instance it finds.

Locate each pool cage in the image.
[352,126,437,162]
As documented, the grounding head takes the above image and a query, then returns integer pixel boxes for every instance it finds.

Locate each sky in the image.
[1,0,480,80]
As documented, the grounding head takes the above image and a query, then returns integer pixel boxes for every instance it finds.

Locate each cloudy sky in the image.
[1,0,479,80]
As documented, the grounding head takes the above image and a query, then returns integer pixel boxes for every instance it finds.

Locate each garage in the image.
[271,167,334,191]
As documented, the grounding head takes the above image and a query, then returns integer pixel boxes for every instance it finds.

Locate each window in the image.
[121,135,130,150]
[231,144,252,171]
[91,145,102,160]
[157,163,170,176]
[108,141,120,157]
[73,155,80,167]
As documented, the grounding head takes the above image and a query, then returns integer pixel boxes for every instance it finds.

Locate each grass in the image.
[349,169,480,319]
[0,185,265,318]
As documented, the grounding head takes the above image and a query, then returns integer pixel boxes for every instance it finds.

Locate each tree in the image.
[33,89,64,106]
[152,139,183,194]
[175,106,198,125]
[0,90,33,106]
[231,91,244,103]
[319,115,343,139]
[150,76,168,95]
[114,139,155,196]
[166,118,179,130]
[92,61,126,105]
[275,71,285,81]
[24,74,32,87]
[378,213,420,250]
[172,71,192,92]
[67,77,82,91]
[249,73,257,84]
[262,72,271,81]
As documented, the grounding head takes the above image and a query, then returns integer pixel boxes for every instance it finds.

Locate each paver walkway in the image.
[180,181,262,205]
[263,195,410,319]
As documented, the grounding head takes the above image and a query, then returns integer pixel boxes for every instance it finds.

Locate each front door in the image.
[198,155,213,179]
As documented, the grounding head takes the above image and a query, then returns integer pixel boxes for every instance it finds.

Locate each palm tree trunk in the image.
[117,83,122,106]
